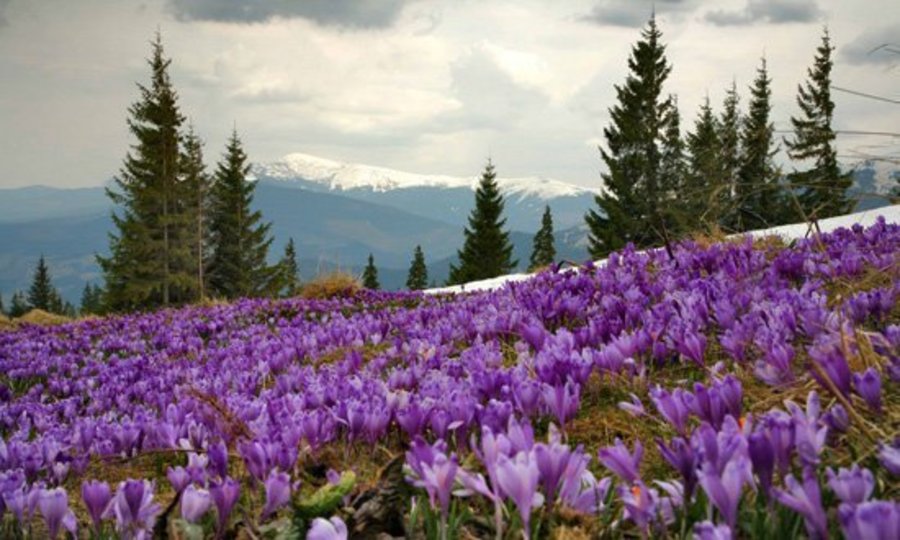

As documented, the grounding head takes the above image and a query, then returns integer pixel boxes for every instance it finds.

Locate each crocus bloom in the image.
[210,477,241,534]
[827,465,874,505]
[597,438,643,485]
[307,516,349,540]
[420,452,458,518]
[39,488,76,539]
[657,437,697,500]
[747,432,774,498]
[261,471,292,519]
[533,436,575,503]
[773,468,828,540]
[786,392,827,467]
[878,441,900,476]
[838,500,900,540]
[541,381,580,427]
[81,479,112,533]
[618,480,658,531]
[106,479,161,540]
[697,455,753,529]
[495,451,543,537]
[678,331,707,366]
[650,386,690,435]
[167,466,191,494]
[180,485,212,523]
[693,521,733,540]
[852,368,883,414]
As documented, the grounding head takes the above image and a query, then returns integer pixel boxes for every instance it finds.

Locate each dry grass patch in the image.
[17,309,71,326]
[301,272,361,300]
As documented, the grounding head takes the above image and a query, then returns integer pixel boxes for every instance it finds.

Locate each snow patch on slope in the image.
[254,152,598,200]
[427,204,900,295]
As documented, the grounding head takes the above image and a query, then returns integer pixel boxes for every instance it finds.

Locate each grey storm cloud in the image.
[705,0,822,26]
[842,24,900,66]
[166,0,415,28]
[579,0,695,28]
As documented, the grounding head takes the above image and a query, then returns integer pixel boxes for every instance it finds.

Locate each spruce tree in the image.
[586,16,675,258]
[529,206,556,271]
[207,129,277,299]
[448,160,517,284]
[80,283,105,315]
[98,33,194,311]
[27,256,58,312]
[279,238,301,297]
[182,125,212,300]
[785,29,853,220]
[686,97,724,230]
[406,245,428,290]
[0,293,4,316]
[735,58,785,231]
[362,254,380,290]
[659,99,687,236]
[9,291,29,318]
[718,82,742,229]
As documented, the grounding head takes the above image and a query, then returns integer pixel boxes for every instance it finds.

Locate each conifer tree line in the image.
[1,256,76,318]
[97,33,296,312]
[586,18,855,258]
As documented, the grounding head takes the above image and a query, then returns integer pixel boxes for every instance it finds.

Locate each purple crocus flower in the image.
[180,484,212,523]
[657,437,697,499]
[678,331,707,366]
[505,416,535,454]
[747,431,775,498]
[81,479,112,533]
[106,479,161,540]
[38,488,76,539]
[597,438,643,485]
[878,441,900,476]
[650,386,690,434]
[773,467,828,540]
[261,471,292,519]
[827,465,874,504]
[618,393,646,417]
[852,368,882,414]
[307,516,349,540]
[533,435,575,503]
[420,452,458,518]
[210,477,241,534]
[167,466,191,494]
[238,441,269,485]
[495,450,543,537]
[618,480,658,531]
[207,441,229,479]
[697,455,753,529]
[786,391,827,467]
[693,521,733,540]
[541,381,580,427]
[838,500,900,540]
[822,403,850,433]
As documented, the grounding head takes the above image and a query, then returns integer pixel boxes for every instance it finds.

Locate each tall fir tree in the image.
[586,16,675,258]
[279,238,301,297]
[207,129,277,299]
[406,245,428,291]
[80,283,105,315]
[0,292,4,316]
[362,254,380,290]
[98,33,194,311]
[718,82,742,229]
[685,97,724,230]
[659,98,687,237]
[785,29,853,220]
[27,256,59,312]
[182,125,213,300]
[9,292,28,318]
[734,57,785,231]
[528,206,556,271]
[448,160,517,284]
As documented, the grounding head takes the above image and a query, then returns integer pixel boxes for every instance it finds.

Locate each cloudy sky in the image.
[0,0,898,189]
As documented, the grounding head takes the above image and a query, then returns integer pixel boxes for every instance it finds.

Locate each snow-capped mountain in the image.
[254,152,598,201]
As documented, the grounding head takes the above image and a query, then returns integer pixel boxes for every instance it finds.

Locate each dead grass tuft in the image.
[17,309,71,327]
[301,272,361,300]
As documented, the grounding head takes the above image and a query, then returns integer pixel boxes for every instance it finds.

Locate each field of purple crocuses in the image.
[1,218,898,539]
